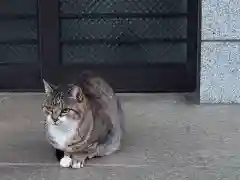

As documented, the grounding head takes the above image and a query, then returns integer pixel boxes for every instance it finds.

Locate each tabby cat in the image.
[42,71,125,168]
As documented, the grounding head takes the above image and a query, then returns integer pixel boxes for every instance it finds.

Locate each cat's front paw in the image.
[60,156,72,168]
[71,158,85,168]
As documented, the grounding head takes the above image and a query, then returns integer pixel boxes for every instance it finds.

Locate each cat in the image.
[42,71,125,168]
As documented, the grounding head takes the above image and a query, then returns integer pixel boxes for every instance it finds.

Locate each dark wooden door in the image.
[0,0,41,91]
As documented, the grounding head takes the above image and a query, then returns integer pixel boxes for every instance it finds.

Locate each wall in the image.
[201,0,240,103]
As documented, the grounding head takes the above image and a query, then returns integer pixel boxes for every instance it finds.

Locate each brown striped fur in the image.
[42,71,125,168]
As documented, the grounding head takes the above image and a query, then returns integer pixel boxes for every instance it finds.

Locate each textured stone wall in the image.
[200,0,240,103]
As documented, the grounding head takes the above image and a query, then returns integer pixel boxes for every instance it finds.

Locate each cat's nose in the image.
[51,115,59,122]
[52,109,60,121]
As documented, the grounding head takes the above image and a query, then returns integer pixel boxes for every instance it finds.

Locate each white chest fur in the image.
[46,115,79,150]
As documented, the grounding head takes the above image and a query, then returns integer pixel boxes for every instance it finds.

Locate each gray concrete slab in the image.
[57,166,240,180]
[0,94,56,163]
[0,93,240,179]
[0,166,60,180]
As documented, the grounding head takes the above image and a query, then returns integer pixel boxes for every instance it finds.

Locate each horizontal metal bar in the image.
[61,38,187,45]
[0,62,40,65]
[42,63,193,93]
[0,14,37,19]
[59,62,187,69]
[59,13,188,19]
[0,39,38,45]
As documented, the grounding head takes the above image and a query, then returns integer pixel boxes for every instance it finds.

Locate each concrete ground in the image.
[0,93,240,180]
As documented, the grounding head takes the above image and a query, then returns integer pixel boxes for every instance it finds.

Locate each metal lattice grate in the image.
[0,44,38,63]
[62,43,186,64]
[0,0,38,63]
[0,20,37,42]
[60,0,187,14]
[61,18,187,41]
[60,0,188,64]
[0,0,37,14]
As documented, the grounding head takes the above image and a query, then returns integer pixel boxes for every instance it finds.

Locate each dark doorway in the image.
[0,0,199,92]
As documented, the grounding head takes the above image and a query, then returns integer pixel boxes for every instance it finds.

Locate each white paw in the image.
[72,159,85,169]
[60,156,72,168]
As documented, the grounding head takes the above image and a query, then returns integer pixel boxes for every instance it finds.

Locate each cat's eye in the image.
[60,108,70,116]
[44,106,52,111]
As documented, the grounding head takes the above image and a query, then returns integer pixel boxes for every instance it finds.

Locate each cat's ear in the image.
[43,79,53,95]
[70,85,84,102]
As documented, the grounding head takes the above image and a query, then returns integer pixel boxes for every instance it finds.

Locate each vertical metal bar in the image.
[38,0,60,82]
[195,0,202,103]
[185,0,201,103]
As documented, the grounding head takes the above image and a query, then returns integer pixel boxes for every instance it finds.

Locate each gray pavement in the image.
[0,93,240,179]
